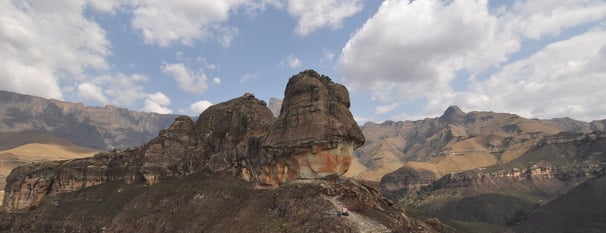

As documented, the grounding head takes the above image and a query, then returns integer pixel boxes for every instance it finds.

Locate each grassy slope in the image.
[513,174,606,233]
[0,132,100,203]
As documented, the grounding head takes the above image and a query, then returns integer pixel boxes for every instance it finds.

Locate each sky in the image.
[2,0,606,124]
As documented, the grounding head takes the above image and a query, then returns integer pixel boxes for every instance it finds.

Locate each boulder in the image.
[264,70,365,180]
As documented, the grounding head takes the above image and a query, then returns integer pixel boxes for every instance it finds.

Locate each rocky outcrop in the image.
[355,105,606,183]
[381,131,606,200]
[0,174,440,233]
[264,70,365,182]
[2,70,365,211]
[0,90,178,150]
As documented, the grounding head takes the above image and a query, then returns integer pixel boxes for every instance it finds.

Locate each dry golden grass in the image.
[1,143,99,161]
[0,143,100,194]
[404,153,498,178]
[344,153,404,182]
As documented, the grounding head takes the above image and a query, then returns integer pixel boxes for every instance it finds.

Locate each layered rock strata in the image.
[381,131,606,198]
[3,70,364,210]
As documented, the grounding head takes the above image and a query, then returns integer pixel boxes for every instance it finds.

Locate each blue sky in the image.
[2,0,606,123]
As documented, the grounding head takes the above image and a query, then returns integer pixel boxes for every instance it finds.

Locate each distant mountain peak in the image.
[440,105,465,123]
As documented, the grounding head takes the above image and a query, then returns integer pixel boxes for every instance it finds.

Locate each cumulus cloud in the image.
[0,0,111,99]
[507,0,606,40]
[339,0,606,120]
[213,77,222,85]
[161,63,209,94]
[129,0,282,47]
[76,73,148,107]
[282,55,301,68]
[131,1,233,46]
[458,29,606,121]
[190,100,213,114]
[77,82,109,104]
[144,92,172,114]
[339,0,512,100]
[287,0,363,36]
[375,103,399,115]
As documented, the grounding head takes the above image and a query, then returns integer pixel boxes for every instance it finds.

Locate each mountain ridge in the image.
[350,105,606,181]
[0,89,179,150]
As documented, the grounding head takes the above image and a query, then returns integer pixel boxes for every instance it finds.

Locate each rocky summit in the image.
[1,70,435,232]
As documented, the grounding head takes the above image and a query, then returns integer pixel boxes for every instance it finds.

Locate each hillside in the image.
[0,131,99,204]
[353,106,605,181]
[380,131,606,232]
[0,70,440,233]
[0,90,179,150]
[513,172,606,233]
[0,173,439,233]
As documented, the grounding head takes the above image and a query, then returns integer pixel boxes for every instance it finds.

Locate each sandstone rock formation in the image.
[2,70,365,211]
[0,173,440,233]
[264,70,365,182]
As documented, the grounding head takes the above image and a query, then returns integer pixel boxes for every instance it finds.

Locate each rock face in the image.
[264,70,365,181]
[0,90,178,150]
[354,105,606,182]
[2,70,365,211]
[0,174,440,233]
[379,131,606,228]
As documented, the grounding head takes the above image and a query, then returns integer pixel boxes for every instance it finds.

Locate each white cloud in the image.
[216,26,239,48]
[161,63,209,94]
[196,57,218,70]
[321,48,335,64]
[71,73,148,107]
[0,0,111,99]
[339,0,513,101]
[190,100,213,114]
[339,0,606,120]
[458,29,606,121]
[144,92,172,114]
[507,0,606,40]
[131,1,228,46]
[375,103,399,115]
[282,55,301,68]
[240,73,257,83]
[213,77,222,85]
[287,0,363,36]
[77,82,109,104]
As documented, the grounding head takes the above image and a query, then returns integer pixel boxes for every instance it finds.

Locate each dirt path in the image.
[323,195,391,233]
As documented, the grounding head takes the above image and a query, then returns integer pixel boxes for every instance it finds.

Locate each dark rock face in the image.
[2,70,365,211]
[265,70,365,181]
[0,174,440,233]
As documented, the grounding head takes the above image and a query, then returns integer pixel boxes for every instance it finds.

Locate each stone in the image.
[264,70,365,180]
[2,70,365,210]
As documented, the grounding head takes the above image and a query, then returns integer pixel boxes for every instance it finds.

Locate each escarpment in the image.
[381,131,606,200]
[2,70,365,211]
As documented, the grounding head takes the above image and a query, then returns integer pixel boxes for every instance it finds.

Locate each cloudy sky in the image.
[2,0,606,123]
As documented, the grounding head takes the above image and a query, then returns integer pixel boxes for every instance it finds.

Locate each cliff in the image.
[0,70,439,232]
[2,70,366,210]
[354,105,605,181]
[0,90,178,150]
[380,131,606,227]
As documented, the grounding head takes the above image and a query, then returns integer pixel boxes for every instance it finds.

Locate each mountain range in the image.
[1,87,605,232]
